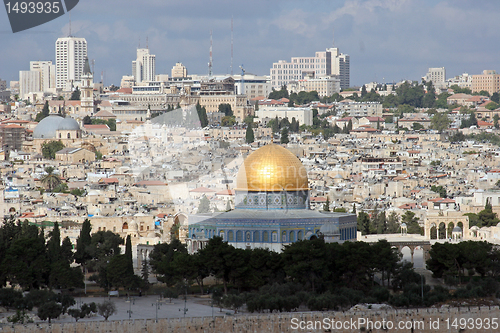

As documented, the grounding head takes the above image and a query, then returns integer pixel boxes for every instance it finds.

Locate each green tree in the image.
[221,116,236,126]
[37,301,62,323]
[196,102,209,127]
[401,211,423,235]
[477,200,500,227]
[75,219,92,267]
[245,124,255,144]
[430,112,451,133]
[430,185,447,198]
[494,114,499,129]
[70,87,81,100]
[97,300,116,321]
[35,101,50,122]
[357,211,371,235]
[422,81,436,108]
[149,239,188,287]
[40,166,62,192]
[485,102,499,111]
[268,86,289,100]
[280,127,289,144]
[282,239,327,292]
[218,103,233,116]
[323,197,330,212]
[41,140,65,159]
[198,195,210,214]
[197,237,236,294]
[83,115,92,124]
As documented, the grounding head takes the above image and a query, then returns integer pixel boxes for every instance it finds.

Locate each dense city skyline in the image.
[1,0,499,87]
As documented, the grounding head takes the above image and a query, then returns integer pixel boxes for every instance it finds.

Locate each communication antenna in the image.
[230,17,233,76]
[208,30,213,77]
[68,12,72,37]
[332,28,335,47]
[146,36,149,49]
[91,59,95,75]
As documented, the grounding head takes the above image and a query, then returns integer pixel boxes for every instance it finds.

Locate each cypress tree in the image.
[245,124,255,143]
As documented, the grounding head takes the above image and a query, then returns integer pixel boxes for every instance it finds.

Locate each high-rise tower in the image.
[55,37,87,89]
[132,47,156,83]
[80,57,94,116]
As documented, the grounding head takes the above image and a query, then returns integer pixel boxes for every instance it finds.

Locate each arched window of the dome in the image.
[253,231,260,242]
[297,230,303,240]
[227,231,234,242]
[289,231,295,242]
[263,231,269,242]
[236,231,243,242]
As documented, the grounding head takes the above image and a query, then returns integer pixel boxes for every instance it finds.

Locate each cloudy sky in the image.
[0,0,499,87]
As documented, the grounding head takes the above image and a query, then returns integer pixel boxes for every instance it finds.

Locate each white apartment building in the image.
[335,101,383,118]
[423,67,446,87]
[19,71,40,99]
[447,73,472,90]
[233,74,271,99]
[171,62,187,78]
[30,61,56,93]
[255,106,313,126]
[0,79,7,91]
[55,37,88,89]
[132,48,156,83]
[288,76,340,98]
[271,46,350,90]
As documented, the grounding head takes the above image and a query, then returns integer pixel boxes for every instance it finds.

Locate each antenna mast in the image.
[208,30,213,77]
[231,17,233,76]
[68,12,71,37]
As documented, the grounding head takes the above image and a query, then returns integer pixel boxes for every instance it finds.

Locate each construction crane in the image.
[239,65,245,95]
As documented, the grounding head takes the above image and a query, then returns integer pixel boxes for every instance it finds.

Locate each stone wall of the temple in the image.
[3,306,500,333]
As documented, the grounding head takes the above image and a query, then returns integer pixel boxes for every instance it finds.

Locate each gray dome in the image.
[58,117,80,131]
[33,116,80,139]
[319,222,340,236]
[453,226,462,232]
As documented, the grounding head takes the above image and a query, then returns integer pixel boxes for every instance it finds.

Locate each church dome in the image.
[33,115,80,139]
[236,144,309,191]
[58,117,80,131]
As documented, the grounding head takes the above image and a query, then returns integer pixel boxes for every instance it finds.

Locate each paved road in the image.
[1,295,234,325]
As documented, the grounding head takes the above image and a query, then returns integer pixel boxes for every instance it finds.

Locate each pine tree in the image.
[245,124,255,143]
[280,127,289,144]
[323,197,330,212]
[75,219,92,266]
[125,235,133,275]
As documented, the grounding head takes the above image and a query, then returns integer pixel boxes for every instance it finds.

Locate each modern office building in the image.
[472,70,500,95]
[132,48,156,83]
[271,46,350,90]
[19,70,40,99]
[55,37,88,89]
[171,62,188,79]
[30,61,56,93]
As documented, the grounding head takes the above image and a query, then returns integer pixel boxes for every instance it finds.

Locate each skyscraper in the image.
[132,48,156,83]
[55,37,88,89]
[270,46,350,90]
[30,61,56,93]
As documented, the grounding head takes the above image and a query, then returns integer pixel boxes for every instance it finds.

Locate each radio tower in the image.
[230,17,233,76]
[208,30,213,77]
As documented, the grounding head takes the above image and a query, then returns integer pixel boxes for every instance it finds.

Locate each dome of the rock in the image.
[236,144,309,191]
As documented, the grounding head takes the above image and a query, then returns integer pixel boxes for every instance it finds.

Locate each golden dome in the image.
[236,144,309,191]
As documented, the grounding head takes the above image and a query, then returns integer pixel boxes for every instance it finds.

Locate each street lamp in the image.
[152,298,161,323]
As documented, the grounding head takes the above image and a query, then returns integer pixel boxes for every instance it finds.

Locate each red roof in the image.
[115,88,132,94]
[84,124,110,130]
[133,180,167,186]
[98,177,119,184]
[190,187,216,193]
[215,189,235,196]
[310,196,327,202]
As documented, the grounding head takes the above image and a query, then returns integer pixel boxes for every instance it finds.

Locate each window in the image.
[236,231,243,242]
[272,232,277,242]
[263,231,269,242]
[228,231,234,241]
[254,231,260,242]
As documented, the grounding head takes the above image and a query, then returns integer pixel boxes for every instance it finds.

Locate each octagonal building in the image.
[186,144,357,253]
